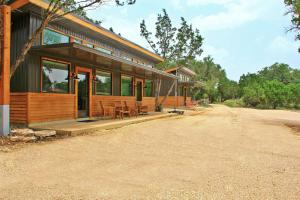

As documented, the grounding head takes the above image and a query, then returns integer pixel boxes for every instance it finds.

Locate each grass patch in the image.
[223,99,245,108]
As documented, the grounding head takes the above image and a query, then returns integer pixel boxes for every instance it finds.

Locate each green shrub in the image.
[223,99,245,108]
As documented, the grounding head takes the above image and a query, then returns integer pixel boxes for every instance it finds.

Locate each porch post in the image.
[0,6,11,136]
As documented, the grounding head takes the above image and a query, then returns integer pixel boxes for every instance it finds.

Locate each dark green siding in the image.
[10,13,30,92]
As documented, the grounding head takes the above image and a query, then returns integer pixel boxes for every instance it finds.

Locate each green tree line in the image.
[237,63,300,109]
[187,60,300,109]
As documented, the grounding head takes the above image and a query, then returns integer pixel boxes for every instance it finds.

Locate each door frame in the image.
[135,78,144,102]
[75,66,93,118]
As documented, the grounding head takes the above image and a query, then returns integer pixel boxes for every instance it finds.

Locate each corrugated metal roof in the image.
[30,43,177,79]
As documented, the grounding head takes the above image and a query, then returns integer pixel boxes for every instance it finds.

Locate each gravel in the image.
[1,105,300,199]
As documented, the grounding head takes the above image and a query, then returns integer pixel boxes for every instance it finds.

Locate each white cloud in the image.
[191,0,270,31]
[99,12,159,50]
[268,36,298,54]
[201,44,230,63]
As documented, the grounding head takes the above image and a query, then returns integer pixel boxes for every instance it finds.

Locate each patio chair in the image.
[137,102,149,115]
[99,101,114,118]
[114,101,124,119]
[125,101,138,117]
[96,101,104,117]
[122,101,131,118]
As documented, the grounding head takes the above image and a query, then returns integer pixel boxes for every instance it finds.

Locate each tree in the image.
[218,78,239,101]
[0,0,136,78]
[242,84,266,107]
[239,73,264,96]
[139,9,204,109]
[263,80,290,109]
[238,63,300,109]
[284,0,300,53]
[287,83,300,107]
[186,56,235,103]
[258,63,295,84]
[140,9,204,64]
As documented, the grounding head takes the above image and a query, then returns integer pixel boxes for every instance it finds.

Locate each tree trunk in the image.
[159,79,176,106]
[10,15,51,78]
[155,78,162,107]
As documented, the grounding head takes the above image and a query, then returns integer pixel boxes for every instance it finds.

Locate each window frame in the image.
[40,57,72,94]
[144,79,153,97]
[42,28,70,45]
[94,69,113,96]
[121,74,134,96]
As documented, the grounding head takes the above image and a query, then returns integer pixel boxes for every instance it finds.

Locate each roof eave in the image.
[9,0,164,63]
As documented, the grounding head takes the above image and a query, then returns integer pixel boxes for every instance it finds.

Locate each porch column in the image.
[0,6,11,136]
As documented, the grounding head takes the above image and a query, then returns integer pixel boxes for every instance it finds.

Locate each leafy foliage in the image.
[284,0,300,53]
[185,56,239,103]
[223,99,245,108]
[184,58,299,110]
[140,9,203,62]
[239,63,300,109]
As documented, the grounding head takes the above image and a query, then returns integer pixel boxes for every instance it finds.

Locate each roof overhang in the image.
[9,0,164,63]
[178,80,196,86]
[165,67,196,77]
[30,43,176,79]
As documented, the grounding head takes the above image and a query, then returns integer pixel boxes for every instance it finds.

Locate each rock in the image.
[9,135,37,142]
[10,128,34,137]
[0,147,12,153]
[22,136,37,142]
[9,136,25,142]
[34,130,56,138]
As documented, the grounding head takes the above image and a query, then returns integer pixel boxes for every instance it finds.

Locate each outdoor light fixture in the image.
[92,75,99,82]
[65,72,79,80]
[73,73,80,80]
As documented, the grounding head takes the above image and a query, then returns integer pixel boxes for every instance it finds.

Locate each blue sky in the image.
[88,0,299,81]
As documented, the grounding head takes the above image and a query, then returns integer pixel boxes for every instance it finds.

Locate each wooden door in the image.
[75,67,92,118]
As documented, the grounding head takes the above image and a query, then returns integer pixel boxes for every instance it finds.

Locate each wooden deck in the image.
[29,112,176,136]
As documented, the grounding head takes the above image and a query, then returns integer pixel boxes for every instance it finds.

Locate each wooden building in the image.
[7,0,177,125]
[160,67,196,107]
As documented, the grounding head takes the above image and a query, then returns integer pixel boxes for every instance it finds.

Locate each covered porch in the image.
[10,43,176,125]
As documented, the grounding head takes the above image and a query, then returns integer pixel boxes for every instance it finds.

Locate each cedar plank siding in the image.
[159,96,192,107]
[10,94,156,124]
[28,93,76,123]
[10,93,76,124]
[10,93,28,124]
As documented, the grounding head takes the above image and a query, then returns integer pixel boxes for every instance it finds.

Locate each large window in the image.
[145,80,152,97]
[42,59,69,93]
[121,75,133,96]
[95,46,112,55]
[74,38,82,44]
[43,28,70,45]
[95,70,112,96]
[86,43,93,48]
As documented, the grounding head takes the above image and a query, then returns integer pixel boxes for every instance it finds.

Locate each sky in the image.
[87,0,299,81]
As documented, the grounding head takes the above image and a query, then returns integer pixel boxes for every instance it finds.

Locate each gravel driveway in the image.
[1,105,300,199]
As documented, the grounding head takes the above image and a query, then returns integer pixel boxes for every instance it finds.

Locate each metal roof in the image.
[30,43,177,79]
[9,0,164,63]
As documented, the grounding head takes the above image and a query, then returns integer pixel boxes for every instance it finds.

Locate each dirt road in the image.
[1,105,300,199]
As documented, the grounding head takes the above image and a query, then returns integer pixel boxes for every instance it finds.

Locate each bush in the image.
[223,99,245,108]
[242,84,266,107]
